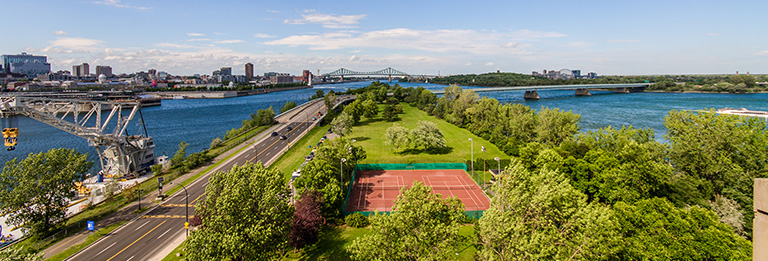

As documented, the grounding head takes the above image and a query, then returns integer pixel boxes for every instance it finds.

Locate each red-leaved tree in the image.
[289,189,324,249]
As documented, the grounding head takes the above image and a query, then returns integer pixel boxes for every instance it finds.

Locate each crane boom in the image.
[0,96,155,178]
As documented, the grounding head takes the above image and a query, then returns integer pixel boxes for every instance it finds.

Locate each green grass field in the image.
[350,103,506,165]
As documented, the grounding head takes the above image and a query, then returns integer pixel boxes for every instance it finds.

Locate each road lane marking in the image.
[134,220,150,231]
[107,220,167,261]
[141,215,185,219]
[126,255,135,261]
[157,228,172,239]
[190,193,204,204]
[249,105,326,162]
[95,242,117,257]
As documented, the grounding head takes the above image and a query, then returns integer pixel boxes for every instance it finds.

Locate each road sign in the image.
[184,222,189,230]
[87,221,95,231]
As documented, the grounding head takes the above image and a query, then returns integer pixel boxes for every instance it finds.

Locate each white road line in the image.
[135,220,150,231]
[95,242,117,257]
[157,228,172,239]
[126,255,136,261]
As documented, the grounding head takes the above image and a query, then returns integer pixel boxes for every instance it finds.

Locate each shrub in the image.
[345,213,369,228]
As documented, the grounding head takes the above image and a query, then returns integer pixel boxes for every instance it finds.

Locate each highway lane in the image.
[68,98,335,261]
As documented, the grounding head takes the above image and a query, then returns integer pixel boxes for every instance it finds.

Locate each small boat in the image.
[172,96,186,100]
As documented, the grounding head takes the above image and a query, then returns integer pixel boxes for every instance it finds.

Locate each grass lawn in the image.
[162,240,187,261]
[270,122,331,181]
[350,103,506,165]
[282,224,477,260]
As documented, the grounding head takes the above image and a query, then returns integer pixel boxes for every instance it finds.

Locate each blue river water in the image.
[3,81,766,174]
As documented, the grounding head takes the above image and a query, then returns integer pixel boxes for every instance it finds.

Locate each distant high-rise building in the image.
[95,65,113,77]
[1,53,51,76]
[302,70,311,82]
[245,63,254,80]
[72,63,89,77]
[572,70,581,78]
[220,67,232,76]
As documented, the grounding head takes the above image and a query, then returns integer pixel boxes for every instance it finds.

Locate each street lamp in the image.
[137,189,144,210]
[340,158,347,193]
[481,146,486,184]
[468,138,474,181]
[494,157,501,184]
[172,182,189,238]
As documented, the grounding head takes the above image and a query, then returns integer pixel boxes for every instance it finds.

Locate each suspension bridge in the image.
[320,67,433,82]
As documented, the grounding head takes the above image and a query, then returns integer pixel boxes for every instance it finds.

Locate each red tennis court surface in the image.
[345,169,490,212]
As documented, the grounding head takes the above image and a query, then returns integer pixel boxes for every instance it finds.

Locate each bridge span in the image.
[432,83,651,99]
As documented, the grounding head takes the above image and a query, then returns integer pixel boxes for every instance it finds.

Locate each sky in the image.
[1,0,766,76]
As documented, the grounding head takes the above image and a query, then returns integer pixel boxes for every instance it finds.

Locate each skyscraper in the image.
[72,63,89,77]
[95,65,113,77]
[245,63,254,80]
[220,67,232,76]
[1,53,51,75]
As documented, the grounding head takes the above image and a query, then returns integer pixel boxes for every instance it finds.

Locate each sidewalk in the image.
[42,123,283,259]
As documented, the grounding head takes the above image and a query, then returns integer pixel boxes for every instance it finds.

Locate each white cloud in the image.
[560,41,591,48]
[253,33,276,38]
[53,30,67,35]
[284,13,366,28]
[757,51,768,55]
[267,9,280,13]
[187,33,205,37]
[187,38,211,42]
[265,28,560,56]
[155,43,200,49]
[464,63,473,66]
[608,39,640,43]
[92,0,151,10]
[214,40,244,44]
[50,37,103,50]
[213,32,225,35]
[485,62,495,66]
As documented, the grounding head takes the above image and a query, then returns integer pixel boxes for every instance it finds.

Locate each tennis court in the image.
[344,169,490,213]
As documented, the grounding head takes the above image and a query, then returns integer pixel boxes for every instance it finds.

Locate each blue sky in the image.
[1,0,766,76]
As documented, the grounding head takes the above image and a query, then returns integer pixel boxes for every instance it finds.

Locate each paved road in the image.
[67,98,336,261]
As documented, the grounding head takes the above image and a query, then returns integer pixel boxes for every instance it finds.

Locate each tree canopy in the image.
[477,158,619,260]
[186,162,293,260]
[348,181,466,260]
[0,149,92,237]
[331,112,354,136]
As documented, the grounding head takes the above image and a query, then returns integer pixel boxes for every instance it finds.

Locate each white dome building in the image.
[98,74,107,84]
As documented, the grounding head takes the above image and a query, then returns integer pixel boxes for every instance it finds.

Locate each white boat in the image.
[172,96,186,100]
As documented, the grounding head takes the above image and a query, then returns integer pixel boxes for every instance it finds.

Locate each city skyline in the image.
[1,0,766,76]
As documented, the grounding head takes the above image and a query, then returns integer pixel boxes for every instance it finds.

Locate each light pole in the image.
[468,138,474,181]
[340,158,347,193]
[481,146,486,184]
[494,157,501,184]
[173,182,189,238]
[137,189,144,210]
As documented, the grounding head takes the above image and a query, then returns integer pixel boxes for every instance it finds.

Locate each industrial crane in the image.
[0,96,155,178]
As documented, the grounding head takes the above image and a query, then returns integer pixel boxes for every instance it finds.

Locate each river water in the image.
[3,81,766,174]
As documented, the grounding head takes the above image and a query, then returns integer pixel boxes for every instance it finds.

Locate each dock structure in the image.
[716,108,768,119]
[432,83,650,99]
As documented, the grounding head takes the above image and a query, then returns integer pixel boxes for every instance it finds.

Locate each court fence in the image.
[342,163,485,218]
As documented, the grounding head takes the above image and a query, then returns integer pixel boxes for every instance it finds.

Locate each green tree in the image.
[209,137,223,148]
[0,247,42,261]
[280,101,297,113]
[310,89,325,100]
[665,109,768,235]
[170,141,188,167]
[348,182,466,260]
[476,159,619,260]
[362,99,379,119]
[343,100,364,123]
[614,198,751,260]
[0,149,93,237]
[384,123,410,152]
[331,112,354,136]
[409,121,448,151]
[324,91,336,111]
[535,107,581,146]
[254,106,277,126]
[186,162,293,260]
[382,104,399,121]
